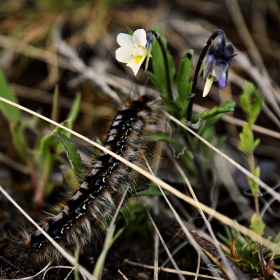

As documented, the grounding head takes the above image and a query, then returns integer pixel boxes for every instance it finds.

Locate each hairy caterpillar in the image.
[12,92,162,271]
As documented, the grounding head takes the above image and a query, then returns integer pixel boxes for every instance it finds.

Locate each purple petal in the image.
[203,54,215,81]
[219,73,227,88]
[214,60,228,80]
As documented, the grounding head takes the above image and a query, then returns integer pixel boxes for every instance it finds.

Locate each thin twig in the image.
[153,230,159,280]
[117,269,129,280]
[147,212,186,280]
[124,259,225,279]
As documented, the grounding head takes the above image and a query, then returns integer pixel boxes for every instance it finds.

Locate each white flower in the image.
[115,29,149,75]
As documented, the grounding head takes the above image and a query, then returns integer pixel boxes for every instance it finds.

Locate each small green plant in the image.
[238,82,263,223]
[0,70,81,207]
[237,81,269,277]
[220,227,280,277]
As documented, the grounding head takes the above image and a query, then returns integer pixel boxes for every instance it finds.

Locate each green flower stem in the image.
[246,126,266,279]
[151,31,173,99]
[247,141,266,279]
[187,29,226,120]
[248,151,260,215]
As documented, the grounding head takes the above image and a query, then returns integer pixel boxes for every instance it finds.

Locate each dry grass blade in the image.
[117,269,129,280]
[124,259,225,279]
[16,263,51,280]
[153,230,159,280]
[147,212,185,280]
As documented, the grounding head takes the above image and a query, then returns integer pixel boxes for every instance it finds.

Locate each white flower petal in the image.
[127,60,142,76]
[115,47,134,63]
[203,78,214,97]
[116,33,134,47]
[127,54,146,75]
[133,29,147,47]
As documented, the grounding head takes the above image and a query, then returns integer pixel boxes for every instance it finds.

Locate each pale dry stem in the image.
[124,259,225,279]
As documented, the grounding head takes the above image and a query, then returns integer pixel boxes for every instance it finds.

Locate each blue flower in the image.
[202,35,236,97]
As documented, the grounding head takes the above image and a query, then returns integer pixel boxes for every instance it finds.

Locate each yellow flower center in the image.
[132,46,147,64]
[134,55,143,63]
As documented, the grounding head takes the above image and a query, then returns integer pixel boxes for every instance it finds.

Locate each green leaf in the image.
[146,131,178,145]
[146,131,193,159]
[249,166,260,194]
[93,226,123,277]
[38,93,81,177]
[182,117,202,130]
[137,184,169,196]
[239,81,263,126]
[74,248,80,280]
[0,71,28,161]
[193,100,235,123]
[253,138,261,149]
[126,26,134,36]
[11,121,28,162]
[176,50,194,102]
[238,123,255,153]
[51,85,60,123]
[0,70,21,122]
[53,132,83,178]
[239,93,250,112]
[147,70,180,113]
[243,81,256,96]
[67,93,81,123]
[249,96,262,125]
[250,214,265,235]
[274,231,280,245]
[146,70,165,94]
[56,94,81,154]
[151,26,175,97]
[39,119,72,161]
